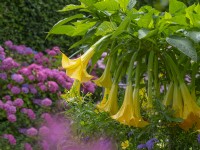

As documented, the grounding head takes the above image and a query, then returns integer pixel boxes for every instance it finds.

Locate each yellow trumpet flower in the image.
[93,57,112,88]
[62,35,110,82]
[172,83,183,118]
[163,82,174,106]
[179,82,200,130]
[96,88,110,109]
[112,84,148,127]
[129,88,149,127]
[98,83,119,115]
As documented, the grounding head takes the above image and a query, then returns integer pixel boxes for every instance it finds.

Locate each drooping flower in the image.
[93,57,113,88]
[62,35,109,82]
[179,82,200,130]
[96,88,110,109]
[98,83,118,115]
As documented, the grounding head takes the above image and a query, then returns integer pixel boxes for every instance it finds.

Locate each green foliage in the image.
[0,0,78,52]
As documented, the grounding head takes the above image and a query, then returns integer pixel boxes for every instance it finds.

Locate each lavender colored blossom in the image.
[0,73,7,80]
[21,108,28,114]
[13,98,24,107]
[41,113,52,123]
[26,127,38,137]
[146,138,159,150]
[5,100,13,106]
[38,83,47,91]
[28,85,37,94]
[11,73,24,83]
[197,134,200,143]
[3,134,16,145]
[41,98,52,107]
[82,81,96,94]
[1,57,19,70]
[28,75,35,81]
[22,87,29,93]
[41,140,50,150]
[19,67,32,76]
[27,109,36,120]
[3,95,11,101]
[19,128,27,134]
[47,81,59,93]
[7,105,16,114]
[7,84,13,89]
[39,126,50,137]
[11,86,21,94]
[48,50,57,56]
[4,40,13,48]
[32,98,42,105]
[52,46,60,54]
[7,114,17,122]
[36,71,47,82]
[24,143,33,150]
[137,143,147,149]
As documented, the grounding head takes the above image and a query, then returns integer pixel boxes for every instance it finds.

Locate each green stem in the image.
[147,51,154,104]
[127,51,138,83]
[114,61,124,84]
[153,54,160,98]
[191,63,198,90]
[135,60,141,89]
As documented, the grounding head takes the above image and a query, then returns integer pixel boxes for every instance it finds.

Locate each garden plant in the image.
[48,0,200,149]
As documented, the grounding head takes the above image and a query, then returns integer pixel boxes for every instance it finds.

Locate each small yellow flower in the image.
[121,140,129,149]
[159,73,164,78]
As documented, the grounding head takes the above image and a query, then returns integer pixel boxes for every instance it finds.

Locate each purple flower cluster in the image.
[3,134,16,145]
[21,108,36,120]
[0,46,6,60]
[0,57,19,70]
[137,138,159,150]
[11,73,24,83]
[26,127,38,137]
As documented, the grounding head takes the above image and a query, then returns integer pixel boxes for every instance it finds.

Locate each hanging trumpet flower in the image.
[93,56,113,88]
[62,35,110,82]
[97,61,124,115]
[112,54,149,127]
[96,88,110,108]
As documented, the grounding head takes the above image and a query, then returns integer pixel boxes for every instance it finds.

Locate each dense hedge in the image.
[0,0,78,52]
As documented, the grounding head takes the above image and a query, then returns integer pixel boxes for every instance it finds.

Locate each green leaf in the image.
[166,36,197,62]
[47,14,84,38]
[117,0,129,12]
[127,0,137,10]
[94,0,119,11]
[80,0,98,6]
[169,0,186,14]
[48,25,75,36]
[185,31,200,43]
[137,11,154,28]
[138,28,158,39]
[95,21,117,36]
[73,22,96,36]
[58,4,85,12]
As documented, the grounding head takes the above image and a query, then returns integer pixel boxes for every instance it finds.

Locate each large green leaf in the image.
[169,0,186,14]
[137,11,154,29]
[95,21,117,36]
[185,31,200,43]
[94,0,119,11]
[47,14,84,38]
[72,22,96,36]
[58,4,85,12]
[166,36,197,62]
[48,25,75,36]
[127,0,137,10]
[80,0,98,6]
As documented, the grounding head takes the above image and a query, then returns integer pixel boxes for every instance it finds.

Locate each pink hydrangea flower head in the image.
[26,127,38,137]
[3,134,16,145]
[4,40,13,48]
[11,86,21,94]
[27,109,36,120]
[41,98,52,107]
[7,114,17,122]
[24,143,33,150]
[13,98,24,107]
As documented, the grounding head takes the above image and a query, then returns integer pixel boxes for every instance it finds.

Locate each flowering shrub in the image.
[0,41,96,149]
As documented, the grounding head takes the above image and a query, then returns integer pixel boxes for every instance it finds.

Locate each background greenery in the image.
[0,0,78,52]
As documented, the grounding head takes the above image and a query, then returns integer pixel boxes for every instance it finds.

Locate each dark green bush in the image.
[0,0,78,52]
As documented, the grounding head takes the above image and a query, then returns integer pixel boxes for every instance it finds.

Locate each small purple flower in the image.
[24,143,33,150]
[21,108,28,114]
[11,74,24,83]
[0,73,7,80]
[38,83,47,91]
[22,87,29,93]
[26,127,38,137]
[4,40,13,48]
[47,81,59,93]
[41,98,52,107]
[41,113,52,123]
[19,67,32,76]
[19,128,27,134]
[137,143,147,149]
[36,71,47,82]
[13,98,24,107]
[39,126,49,137]
[3,95,11,101]
[197,134,200,143]
[27,109,36,120]
[28,75,35,81]
[7,105,16,114]
[146,138,158,150]
[11,86,21,94]
[7,114,17,122]
[3,134,16,145]
[48,50,57,56]
[1,57,19,70]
